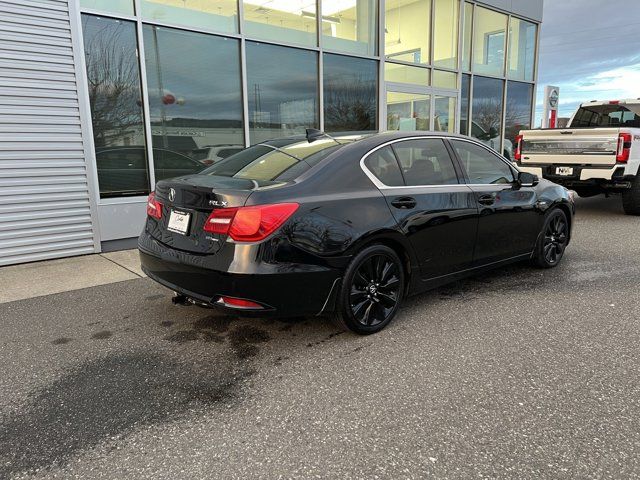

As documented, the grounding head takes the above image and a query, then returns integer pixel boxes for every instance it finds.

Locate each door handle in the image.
[391,196,417,209]
[477,194,495,206]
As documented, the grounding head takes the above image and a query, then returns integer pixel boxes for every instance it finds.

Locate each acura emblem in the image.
[169,188,176,202]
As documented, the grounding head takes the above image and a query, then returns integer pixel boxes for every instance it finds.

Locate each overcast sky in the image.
[535,0,640,124]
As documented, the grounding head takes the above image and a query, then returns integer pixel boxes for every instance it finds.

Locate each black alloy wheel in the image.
[334,245,405,334]
[533,209,568,268]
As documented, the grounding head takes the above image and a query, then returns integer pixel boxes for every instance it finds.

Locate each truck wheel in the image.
[622,176,640,215]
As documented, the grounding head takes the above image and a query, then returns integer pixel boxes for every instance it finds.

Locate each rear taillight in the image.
[147,192,162,219]
[203,203,299,242]
[617,133,632,163]
[217,296,263,310]
[514,134,524,162]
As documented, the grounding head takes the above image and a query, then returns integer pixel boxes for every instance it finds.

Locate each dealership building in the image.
[0,0,542,266]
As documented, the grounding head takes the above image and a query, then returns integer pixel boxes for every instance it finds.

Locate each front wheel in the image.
[531,209,569,268]
[332,245,405,335]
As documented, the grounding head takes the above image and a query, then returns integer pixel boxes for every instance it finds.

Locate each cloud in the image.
[535,0,640,124]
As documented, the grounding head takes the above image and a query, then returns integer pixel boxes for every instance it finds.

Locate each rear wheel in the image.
[333,245,405,335]
[622,176,640,215]
[532,209,569,268]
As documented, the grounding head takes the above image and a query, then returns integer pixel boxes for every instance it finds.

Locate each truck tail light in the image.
[616,133,632,163]
[147,192,163,219]
[203,203,299,242]
[514,134,524,162]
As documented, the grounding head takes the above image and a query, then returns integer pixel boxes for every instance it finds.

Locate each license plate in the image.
[167,210,191,235]
[555,166,574,176]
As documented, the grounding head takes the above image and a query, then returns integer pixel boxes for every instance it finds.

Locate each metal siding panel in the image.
[0,0,98,265]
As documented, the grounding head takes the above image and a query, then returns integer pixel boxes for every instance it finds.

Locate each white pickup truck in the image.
[515,99,640,215]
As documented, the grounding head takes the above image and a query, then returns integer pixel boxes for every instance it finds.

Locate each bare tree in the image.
[324,75,376,131]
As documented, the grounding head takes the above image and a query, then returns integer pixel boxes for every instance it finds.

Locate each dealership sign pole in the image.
[542,86,560,129]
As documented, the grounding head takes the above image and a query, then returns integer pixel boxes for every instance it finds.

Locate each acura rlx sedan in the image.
[139,131,574,334]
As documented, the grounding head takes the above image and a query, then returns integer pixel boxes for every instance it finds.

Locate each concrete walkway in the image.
[0,250,146,304]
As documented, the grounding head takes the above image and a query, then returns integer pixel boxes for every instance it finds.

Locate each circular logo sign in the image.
[549,89,559,109]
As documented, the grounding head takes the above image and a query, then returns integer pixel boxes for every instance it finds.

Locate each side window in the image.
[451,140,515,185]
[364,146,405,186]
[392,138,459,186]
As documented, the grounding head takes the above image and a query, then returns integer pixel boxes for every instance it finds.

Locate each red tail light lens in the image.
[147,192,163,219]
[218,296,263,309]
[514,134,524,162]
[617,133,632,163]
[203,203,299,242]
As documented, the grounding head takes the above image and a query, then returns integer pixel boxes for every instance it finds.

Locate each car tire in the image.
[332,244,405,335]
[622,176,640,216]
[531,208,569,269]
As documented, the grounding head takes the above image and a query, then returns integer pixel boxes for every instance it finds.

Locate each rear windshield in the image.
[201,138,350,182]
[571,104,640,128]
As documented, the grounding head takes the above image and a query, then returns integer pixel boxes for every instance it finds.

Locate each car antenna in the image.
[306,128,340,144]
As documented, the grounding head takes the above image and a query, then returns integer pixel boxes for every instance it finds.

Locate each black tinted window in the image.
[451,140,515,184]
[572,104,640,128]
[392,139,459,186]
[364,146,404,186]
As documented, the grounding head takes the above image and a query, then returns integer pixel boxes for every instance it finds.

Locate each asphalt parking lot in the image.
[1,196,639,479]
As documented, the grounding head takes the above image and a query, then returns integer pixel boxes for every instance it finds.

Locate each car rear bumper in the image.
[138,232,341,317]
[520,165,631,188]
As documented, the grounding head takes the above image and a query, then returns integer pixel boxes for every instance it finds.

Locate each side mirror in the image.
[518,171,539,187]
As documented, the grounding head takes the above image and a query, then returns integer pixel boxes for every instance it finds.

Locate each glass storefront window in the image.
[471,76,504,154]
[143,26,244,180]
[384,63,430,86]
[433,0,459,69]
[504,81,533,161]
[432,70,456,89]
[246,42,319,143]
[460,73,470,135]
[242,1,317,47]
[387,92,430,131]
[80,0,134,15]
[434,96,456,133]
[82,15,149,198]
[323,53,377,132]
[472,6,507,77]
[462,2,473,71]
[508,18,537,81]
[384,0,430,65]
[140,0,238,34]
[322,0,377,56]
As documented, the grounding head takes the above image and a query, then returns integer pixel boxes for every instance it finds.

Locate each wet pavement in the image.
[1,196,639,479]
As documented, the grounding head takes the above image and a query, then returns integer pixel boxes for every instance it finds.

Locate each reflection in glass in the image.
[242,1,317,47]
[246,42,319,143]
[434,96,456,133]
[387,92,430,131]
[80,0,134,15]
[82,15,149,198]
[432,70,456,89]
[460,73,470,135]
[323,53,377,132]
[462,2,473,71]
[508,18,537,81]
[322,0,377,56]
[472,6,507,77]
[140,0,238,34]
[143,26,243,181]
[385,0,430,64]
[384,63,430,86]
[471,76,504,154]
[504,81,533,161]
[433,0,459,69]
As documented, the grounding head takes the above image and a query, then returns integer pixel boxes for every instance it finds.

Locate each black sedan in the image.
[139,131,574,334]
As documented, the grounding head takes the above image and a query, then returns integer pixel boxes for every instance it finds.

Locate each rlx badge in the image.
[209,200,228,207]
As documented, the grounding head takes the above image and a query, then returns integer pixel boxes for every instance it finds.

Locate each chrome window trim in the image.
[360,135,518,190]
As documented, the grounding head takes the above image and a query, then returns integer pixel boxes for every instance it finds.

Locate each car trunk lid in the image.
[148,175,281,254]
